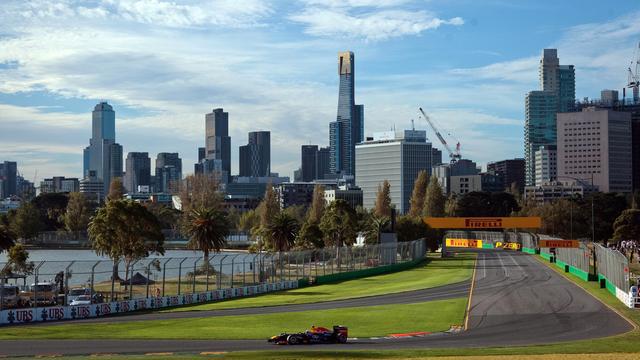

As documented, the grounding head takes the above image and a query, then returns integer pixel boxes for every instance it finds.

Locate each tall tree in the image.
[320,199,358,248]
[445,194,457,216]
[32,192,69,230]
[65,192,92,240]
[612,209,640,243]
[264,212,299,253]
[10,202,43,240]
[88,199,165,281]
[258,183,280,230]
[178,174,223,212]
[0,244,34,276]
[408,170,429,218]
[307,184,326,223]
[238,209,259,233]
[587,193,628,243]
[185,207,230,263]
[145,202,179,230]
[0,225,15,253]
[295,221,324,250]
[374,180,392,218]
[423,176,445,217]
[363,213,391,244]
[107,177,125,202]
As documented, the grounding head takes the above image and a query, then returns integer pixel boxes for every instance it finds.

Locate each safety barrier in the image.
[444,230,638,308]
[0,280,297,326]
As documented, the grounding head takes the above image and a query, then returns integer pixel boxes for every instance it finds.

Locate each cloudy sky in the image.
[1,0,639,182]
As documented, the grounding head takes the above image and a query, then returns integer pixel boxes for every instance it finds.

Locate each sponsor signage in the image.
[538,239,580,248]
[0,280,298,326]
[425,217,542,229]
[445,238,483,248]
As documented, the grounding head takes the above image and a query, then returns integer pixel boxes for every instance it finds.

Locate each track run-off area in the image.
[0,250,634,357]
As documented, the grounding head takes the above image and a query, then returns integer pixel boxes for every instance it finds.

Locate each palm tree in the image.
[186,207,231,264]
[265,212,299,253]
[0,225,15,253]
[365,214,391,245]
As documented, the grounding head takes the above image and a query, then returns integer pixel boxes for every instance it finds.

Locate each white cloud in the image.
[290,1,463,41]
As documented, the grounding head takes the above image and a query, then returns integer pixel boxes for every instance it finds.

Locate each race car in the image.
[268,325,348,345]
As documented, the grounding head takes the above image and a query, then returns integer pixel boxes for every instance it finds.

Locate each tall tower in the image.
[239,131,270,177]
[83,102,123,195]
[330,51,364,178]
[205,108,231,179]
[524,49,575,186]
[124,152,150,193]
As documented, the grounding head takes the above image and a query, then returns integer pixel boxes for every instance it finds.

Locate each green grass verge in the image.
[166,253,475,312]
[0,297,467,340]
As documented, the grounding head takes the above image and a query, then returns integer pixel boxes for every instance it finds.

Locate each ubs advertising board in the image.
[0,280,297,326]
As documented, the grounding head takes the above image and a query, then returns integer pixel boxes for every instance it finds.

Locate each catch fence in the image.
[0,239,426,311]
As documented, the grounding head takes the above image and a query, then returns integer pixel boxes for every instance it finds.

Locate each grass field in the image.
[166,253,475,312]
[0,297,466,340]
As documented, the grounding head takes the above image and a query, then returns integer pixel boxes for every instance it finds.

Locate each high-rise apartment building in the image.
[534,146,557,186]
[356,130,433,214]
[330,52,364,177]
[525,49,575,186]
[205,108,231,178]
[557,108,632,193]
[83,102,123,194]
[124,152,151,193]
[487,158,526,193]
[0,161,17,198]
[239,131,270,177]
[156,152,182,193]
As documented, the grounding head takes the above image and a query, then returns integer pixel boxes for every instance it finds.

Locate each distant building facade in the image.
[40,177,80,194]
[155,152,182,193]
[239,131,270,177]
[0,161,17,198]
[356,130,433,214]
[534,145,557,187]
[324,185,363,209]
[124,152,151,194]
[557,108,632,193]
[486,158,525,193]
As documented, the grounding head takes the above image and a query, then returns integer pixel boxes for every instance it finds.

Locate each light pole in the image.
[556,175,595,242]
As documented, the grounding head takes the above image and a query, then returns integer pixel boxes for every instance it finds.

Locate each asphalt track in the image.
[0,250,634,356]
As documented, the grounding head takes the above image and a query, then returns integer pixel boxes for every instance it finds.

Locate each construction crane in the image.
[418,107,461,163]
[627,42,640,104]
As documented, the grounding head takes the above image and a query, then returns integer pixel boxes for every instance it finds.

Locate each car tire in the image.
[287,335,300,345]
[337,334,347,343]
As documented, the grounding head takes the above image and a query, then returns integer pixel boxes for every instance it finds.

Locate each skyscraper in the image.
[156,152,182,193]
[524,49,575,186]
[487,158,525,193]
[301,145,319,182]
[124,152,151,193]
[205,108,231,178]
[83,102,123,194]
[239,131,270,177]
[330,51,364,177]
[0,161,17,198]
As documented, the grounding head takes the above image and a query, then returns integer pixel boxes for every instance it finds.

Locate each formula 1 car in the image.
[268,325,348,345]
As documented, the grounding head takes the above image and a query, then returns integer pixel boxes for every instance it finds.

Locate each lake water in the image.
[0,249,260,287]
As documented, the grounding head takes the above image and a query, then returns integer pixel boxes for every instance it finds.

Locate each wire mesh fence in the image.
[0,239,426,310]
[594,243,630,291]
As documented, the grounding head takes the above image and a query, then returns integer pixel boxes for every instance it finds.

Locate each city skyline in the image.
[1,1,640,182]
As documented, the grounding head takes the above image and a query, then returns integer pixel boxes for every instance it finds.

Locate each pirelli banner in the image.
[445,238,483,248]
[425,217,542,229]
[539,239,580,248]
